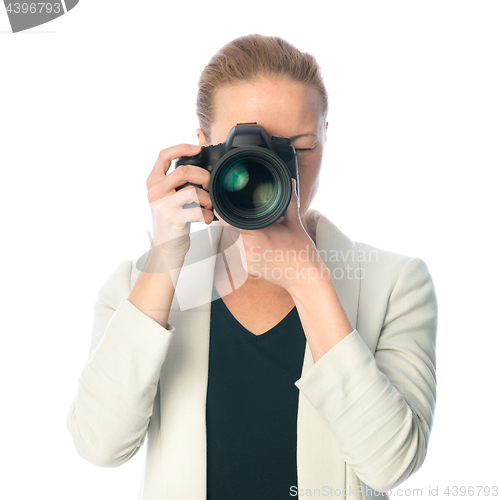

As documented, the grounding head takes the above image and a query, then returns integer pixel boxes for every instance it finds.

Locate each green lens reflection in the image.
[226,165,250,192]
[253,182,274,208]
[218,158,281,217]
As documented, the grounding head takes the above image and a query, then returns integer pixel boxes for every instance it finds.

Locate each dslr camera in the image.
[174,122,299,230]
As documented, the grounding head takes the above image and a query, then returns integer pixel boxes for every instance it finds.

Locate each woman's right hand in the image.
[145,143,214,272]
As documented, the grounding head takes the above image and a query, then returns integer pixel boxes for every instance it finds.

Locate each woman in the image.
[67,34,438,500]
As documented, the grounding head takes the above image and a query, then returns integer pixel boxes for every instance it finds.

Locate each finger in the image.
[168,164,211,192]
[175,186,213,210]
[283,178,300,226]
[173,205,214,226]
[147,165,211,203]
[150,186,213,213]
[146,143,202,191]
[171,186,213,210]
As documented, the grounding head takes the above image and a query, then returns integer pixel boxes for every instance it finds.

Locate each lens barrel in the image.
[209,146,292,230]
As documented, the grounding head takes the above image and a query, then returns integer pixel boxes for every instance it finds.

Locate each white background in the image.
[1,1,499,499]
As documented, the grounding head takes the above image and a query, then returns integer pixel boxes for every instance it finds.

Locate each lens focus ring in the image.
[209,146,292,230]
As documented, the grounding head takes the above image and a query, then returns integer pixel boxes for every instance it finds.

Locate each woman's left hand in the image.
[219,179,329,295]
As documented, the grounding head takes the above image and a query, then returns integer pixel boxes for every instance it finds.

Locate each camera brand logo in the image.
[3,0,79,33]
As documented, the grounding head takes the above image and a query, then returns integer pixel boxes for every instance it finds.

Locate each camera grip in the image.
[173,158,218,220]
[174,181,205,210]
[174,154,204,197]
[176,183,218,221]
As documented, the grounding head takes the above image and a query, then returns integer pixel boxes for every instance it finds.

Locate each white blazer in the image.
[67,208,438,500]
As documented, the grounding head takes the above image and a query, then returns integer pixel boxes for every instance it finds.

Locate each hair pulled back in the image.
[196,34,328,142]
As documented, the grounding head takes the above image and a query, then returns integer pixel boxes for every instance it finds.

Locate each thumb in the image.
[283,178,300,226]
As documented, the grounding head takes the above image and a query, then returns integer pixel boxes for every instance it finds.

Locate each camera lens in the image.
[211,147,292,229]
[219,158,281,214]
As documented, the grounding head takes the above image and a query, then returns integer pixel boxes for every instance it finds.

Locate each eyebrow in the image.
[288,133,318,141]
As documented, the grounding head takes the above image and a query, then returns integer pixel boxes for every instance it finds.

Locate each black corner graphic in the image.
[3,0,79,33]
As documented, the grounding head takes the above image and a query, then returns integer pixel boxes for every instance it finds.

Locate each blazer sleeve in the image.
[66,260,176,467]
[294,257,438,492]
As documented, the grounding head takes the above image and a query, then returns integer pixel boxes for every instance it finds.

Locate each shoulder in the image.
[356,240,420,278]
[309,208,435,306]
[355,240,434,291]
[353,239,437,345]
[308,208,432,286]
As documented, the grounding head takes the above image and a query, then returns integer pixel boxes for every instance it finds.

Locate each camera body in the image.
[174,122,299,230]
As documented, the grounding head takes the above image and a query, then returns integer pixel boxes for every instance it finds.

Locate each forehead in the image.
[211,77,323,140]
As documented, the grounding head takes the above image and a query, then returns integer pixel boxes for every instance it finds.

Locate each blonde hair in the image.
[196,34,328,142]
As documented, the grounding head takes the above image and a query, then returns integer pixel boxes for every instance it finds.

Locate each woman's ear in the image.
[196,128,209,147]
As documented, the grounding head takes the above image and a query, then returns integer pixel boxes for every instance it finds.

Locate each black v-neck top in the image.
[206,287,307,499]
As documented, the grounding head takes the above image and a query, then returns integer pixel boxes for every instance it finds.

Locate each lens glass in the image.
[216,156,282,218]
